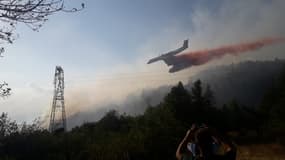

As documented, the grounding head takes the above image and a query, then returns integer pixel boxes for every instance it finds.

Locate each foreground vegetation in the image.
[237,144,285,160]
[0,67,285,160]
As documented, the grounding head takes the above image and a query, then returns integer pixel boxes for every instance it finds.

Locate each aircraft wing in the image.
[147,56,162,64]
[147,39,189,65]
[147,55,175,66]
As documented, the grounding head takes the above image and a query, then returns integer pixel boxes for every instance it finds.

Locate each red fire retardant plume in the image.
[177,37,285,66]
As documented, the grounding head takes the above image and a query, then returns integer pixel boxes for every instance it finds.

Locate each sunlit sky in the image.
[0,0,284,124]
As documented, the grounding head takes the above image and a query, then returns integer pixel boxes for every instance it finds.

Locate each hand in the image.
[190,123,197,130]
[185,124,197,138]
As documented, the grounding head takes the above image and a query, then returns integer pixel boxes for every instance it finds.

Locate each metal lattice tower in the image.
[49,66,66,132]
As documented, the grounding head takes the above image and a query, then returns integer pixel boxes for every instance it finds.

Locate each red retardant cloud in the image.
[177,37,285,66]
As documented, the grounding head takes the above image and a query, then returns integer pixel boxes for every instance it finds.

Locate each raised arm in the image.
[176,129,191,160]
[176,124,197,160]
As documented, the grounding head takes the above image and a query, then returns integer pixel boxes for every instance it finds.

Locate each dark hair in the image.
[195,127,213,158]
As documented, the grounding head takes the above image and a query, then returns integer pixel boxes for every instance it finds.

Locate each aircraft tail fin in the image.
[183,39,189,49]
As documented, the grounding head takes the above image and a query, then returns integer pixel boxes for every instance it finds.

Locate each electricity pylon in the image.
[49,66,66,132]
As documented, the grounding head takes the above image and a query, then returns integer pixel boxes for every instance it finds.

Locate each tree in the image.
[203,84,215,107]
[0,0,84,97]
[191,80,203,107]
[0,0,84,45]
[0,112,18,137]
[98,110,121,131]
[0,82,10,97]
[164,82,192,124]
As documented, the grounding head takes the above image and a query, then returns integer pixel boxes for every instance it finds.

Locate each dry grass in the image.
[237,144,285,160]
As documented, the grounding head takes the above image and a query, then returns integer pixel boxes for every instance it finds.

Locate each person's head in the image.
[195,127,214,158]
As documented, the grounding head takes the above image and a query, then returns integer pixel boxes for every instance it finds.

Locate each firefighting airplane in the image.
[147,39,190,73]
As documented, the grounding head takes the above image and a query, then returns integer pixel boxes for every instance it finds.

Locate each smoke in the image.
[178,37,285,66]
[55,0,285,129]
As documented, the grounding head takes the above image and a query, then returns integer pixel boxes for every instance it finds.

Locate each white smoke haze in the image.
[0,85,52,123]
[1,0,284,128]
[59,0,285,128]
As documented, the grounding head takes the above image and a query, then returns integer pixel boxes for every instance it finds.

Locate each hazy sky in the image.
[0,0,284,124]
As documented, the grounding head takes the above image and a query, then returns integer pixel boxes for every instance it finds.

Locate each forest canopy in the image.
[0,66,284,160]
